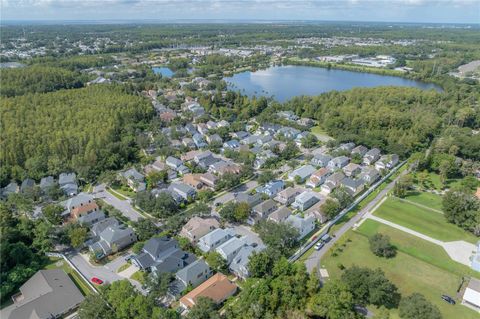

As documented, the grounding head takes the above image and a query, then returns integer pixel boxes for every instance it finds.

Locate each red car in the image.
[91,277,103,285]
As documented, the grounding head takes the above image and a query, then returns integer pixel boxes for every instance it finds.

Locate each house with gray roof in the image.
[215,236,247,264]
[168,182,197,201]
[341,178,365,196]
[363,148,381,165]
[132,237,196,274]
[256,180,284,198]
[252,199,277,219]
[288,164,316,183]
[62,192,95,218]
[172,259,211,294]
[39,176,55,191]
[321,172,346,194]
[359,167,381,185]
[234,192,263,208]
[268,206,292,223]
[193,133,207,148]
[1,182,19,198]
[375,154,399,171]
[311,154,332,168]
[197,228,235,253]
[229,245,264,279]
[166,156,183,169]
[58,172,78,196]
[343,163,361,177]
[351,145,368,157]
[89,222,136,259]
[120,168,146,192]
[274,187,301,206]
[20,178,35,193]
[327,156,350,170]
[286,215,316,240]
[292,191,320,211]
[77,210,105,226]
[0,269,84,319]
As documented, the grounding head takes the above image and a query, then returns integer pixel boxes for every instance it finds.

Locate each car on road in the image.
[441,295,455,305]
[314,242,324,250]
[321,234,331,243]
[91,277,104,285]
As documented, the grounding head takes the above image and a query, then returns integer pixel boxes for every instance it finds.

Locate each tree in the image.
[78,294,112,319]
[146,170,167,189]
[332,188,353,209]
[205,251,227,272]
[393,174,413,198]
[309,279,357,319]
[398,293,441,319]
[341,266,400,308]
[257,170,275,185]
[369,233,396,258]
[253,220,299,256]
[68,226,88,248]
[186,297,221,319]
[197,189,214,202]
[442,190,480,234]
[322,198,342,219]
[247,250,275,278]
[219,202,250,223]
[42,204,64,225]
[144,272,174,300]
[301,133,319,148]
[132,241,144,254]
[132,218,160,241]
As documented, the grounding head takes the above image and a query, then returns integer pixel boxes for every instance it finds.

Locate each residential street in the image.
[304,166,409,273]
[92,184,144,221]
[212,180,258,206]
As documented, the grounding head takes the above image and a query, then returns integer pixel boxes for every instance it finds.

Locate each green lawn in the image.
[357,220,480,280]
[320,228,479,319]
[413,171,461,191]
[110,184,135,198]
[404,191,443,212]
[373,197,478,244]
[310,125,333,141]
[131,270,146,284]
[44,258,93,295]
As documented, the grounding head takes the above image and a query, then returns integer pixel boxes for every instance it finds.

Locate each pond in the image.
[224,65,442,102]
[152,67,174,78]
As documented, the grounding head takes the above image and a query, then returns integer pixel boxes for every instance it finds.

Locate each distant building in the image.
[462,278,480,312]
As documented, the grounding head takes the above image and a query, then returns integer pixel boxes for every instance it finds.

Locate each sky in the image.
[1,0,479,24]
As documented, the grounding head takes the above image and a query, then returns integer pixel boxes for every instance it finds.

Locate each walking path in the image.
[395,197,444,214]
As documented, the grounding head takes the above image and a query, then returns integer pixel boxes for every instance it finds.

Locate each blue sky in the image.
[1,0,479,24]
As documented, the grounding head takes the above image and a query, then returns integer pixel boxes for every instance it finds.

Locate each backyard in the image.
[372,197,478,244]
[320,222,479,319]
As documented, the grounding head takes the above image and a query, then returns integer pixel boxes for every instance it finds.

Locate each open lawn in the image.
[44,258,93,295]
[404,191,443,212]
[413,171,461,191]
[130,270,146,284]
[310,125,333,142]
[373,197,478,244]
[320,228,479,319]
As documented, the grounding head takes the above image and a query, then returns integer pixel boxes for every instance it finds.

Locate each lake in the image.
[152,67,174,78]
[224,65,442,102]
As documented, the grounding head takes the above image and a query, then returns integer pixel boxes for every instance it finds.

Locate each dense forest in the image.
[0,85,154,184]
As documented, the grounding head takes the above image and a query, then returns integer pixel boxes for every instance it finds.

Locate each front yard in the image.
[320,223,479,319]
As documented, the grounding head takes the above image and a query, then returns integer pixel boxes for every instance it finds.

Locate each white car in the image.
[314,242,324,251]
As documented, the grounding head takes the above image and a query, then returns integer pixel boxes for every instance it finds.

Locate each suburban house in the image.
[1,182,19,198]
[195,151,220,169]
[77,210,105,226]
[462,278,480,312]
[193,133,207,148]
[62,193,96,219]
[234,192,263,208]
[180,217,220,243]
[359,167,381,185]
[89,221,136,259]
[59,172,78,196]
[343,163,361,177]
[289,164,317,182]
[321,172,346,194]
[209,160,241,175]
[311,154,332,168]
[268,206,292,223]
[286,214,316,240]
[166,156,183,170]
[306,168,331,188]
[171,259,212,295]
[375,154,399,171]
[39,176,55,192]
[20,178,35,193]
[120,168,146,192]
[327,156,350,170]
[256,180,284,198]
[168,183,197,201]
[292,191,320,211]
[337,142,355,153]
[363,148,381,165]
[215,236,247,264]
[69,200,100,222]
[223,140,241,150]
[0,269,85,319]
[132,237,196,274]
[341,178,366,196]
[183,174,204,189]
[305,201,329,224]
[351,145,368,157]
[179,273,237,310]
[252,199,278,219]
[197,228,236,253]
[229,245,260,279]
[274,187,301,206]
[199,173,218,188]
[206,134,223,145]
[182,137,196,149]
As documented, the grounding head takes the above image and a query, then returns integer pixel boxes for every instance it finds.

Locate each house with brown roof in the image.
[179,273,237,310]
[274,187,301,206]
[183,174,204,189]
[180,217,220,243]
[306,168,331,188]
[70,201,100,221]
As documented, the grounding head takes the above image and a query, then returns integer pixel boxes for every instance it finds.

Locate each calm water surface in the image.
[225,65,442,102]
[152,67,174,78]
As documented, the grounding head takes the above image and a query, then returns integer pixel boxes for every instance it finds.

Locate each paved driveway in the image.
[92,184,144,221]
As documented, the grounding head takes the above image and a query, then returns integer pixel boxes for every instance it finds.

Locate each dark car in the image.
[91,277,104,285]
[441,295,455,305]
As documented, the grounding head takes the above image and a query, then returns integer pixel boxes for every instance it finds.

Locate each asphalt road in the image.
[92,184,144,222]
[304,167,409,272]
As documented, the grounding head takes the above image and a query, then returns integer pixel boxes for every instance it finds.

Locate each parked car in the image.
[91,277,104,285]
[321,234,331,243]
[441,295,455,305]
[314,242,324,251]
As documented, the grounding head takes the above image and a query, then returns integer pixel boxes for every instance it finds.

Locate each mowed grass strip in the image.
[404,191,443,212]
[321,230,479,319]
[357,219,480,280]
[372,197,478,244]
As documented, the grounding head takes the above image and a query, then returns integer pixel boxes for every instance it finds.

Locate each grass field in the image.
[310,125,333,141]
[321,225,479,319]
[44,258,92,295]
[404,191,443,212]
[130,270,146,284]
[373,197,478,244]
[413,171,462,191]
